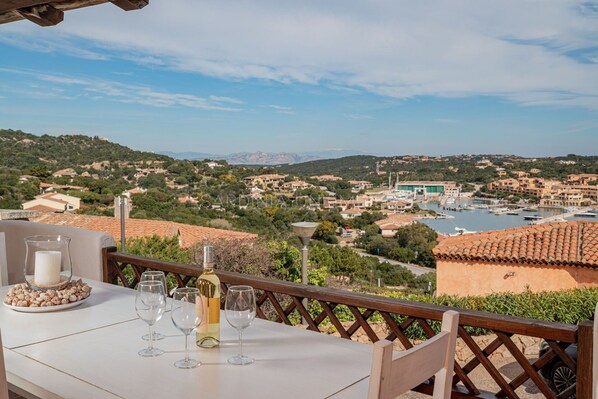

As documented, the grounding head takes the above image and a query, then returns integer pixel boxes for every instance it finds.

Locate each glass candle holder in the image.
[24,235,72,291]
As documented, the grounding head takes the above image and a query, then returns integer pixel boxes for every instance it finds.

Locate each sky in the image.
[0,0,597,157]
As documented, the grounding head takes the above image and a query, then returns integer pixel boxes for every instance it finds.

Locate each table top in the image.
[2,280,374,399]
[1,280,138,349]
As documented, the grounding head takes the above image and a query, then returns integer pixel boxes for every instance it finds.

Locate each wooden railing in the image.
[103,248,594,399]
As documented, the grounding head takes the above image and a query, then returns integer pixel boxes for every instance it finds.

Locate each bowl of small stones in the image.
[3,279,92,313]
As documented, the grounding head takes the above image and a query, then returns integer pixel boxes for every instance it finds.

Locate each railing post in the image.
[101,247,118,284]
[576,320,593,399]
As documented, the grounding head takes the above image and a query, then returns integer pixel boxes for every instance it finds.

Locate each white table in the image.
[2,280,374,399]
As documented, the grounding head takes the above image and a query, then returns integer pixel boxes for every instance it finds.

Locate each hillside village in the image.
[1,130,598,299]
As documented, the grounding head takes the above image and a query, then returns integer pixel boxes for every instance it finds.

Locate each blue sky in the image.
[1,0,597,157]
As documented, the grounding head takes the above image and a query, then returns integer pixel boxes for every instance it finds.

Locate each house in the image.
[22,193,81,212]
[340,208,363,219]
[282,181,314,192]
[511,171,530,178]
[433,221,598,296]
[39,182,86,193]
[311,175,342,182]
[384,201,413,212]
[206,161,223,169]
[242,174,287,188]
[375,214,417,237]
[124,187,147,196]
[348,180,374,191]
[52,168,78,178]
[567,174,598,185]
[31,212,256,249]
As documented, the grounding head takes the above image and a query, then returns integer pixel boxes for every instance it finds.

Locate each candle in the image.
[34,250,62,287]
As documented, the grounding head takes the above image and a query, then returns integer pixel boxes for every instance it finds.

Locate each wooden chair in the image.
[0,330,8,399]
[368,310,459,399]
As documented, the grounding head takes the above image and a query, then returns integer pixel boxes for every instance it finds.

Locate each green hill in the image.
[0,129,169,170]
[277,155,382,179]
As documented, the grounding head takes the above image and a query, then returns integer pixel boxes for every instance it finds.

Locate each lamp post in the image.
[291,222,319,324]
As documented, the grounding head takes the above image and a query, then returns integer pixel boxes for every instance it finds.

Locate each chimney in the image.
[114,196,131,219]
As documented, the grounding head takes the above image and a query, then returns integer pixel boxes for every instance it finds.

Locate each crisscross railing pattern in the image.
[103,248,594,398]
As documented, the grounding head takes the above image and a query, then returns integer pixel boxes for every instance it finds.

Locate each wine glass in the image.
[135,280,166,357]
[140,271,167,341]
[171,287,203,369]
[225,285,256,365]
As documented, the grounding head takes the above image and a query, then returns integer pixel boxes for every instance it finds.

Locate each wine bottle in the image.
[196,244,220,348]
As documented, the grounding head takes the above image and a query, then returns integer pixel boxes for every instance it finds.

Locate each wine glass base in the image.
[228,355,254,365]
[138,347,164,357]
[174,359,200,369]
[142,332,165,341]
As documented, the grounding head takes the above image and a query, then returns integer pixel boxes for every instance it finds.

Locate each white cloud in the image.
[1,1,597,108]
[0,68,244,111]
[264,104,294,114]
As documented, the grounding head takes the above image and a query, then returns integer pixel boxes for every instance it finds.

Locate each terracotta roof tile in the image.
[433,221,598,268]
[31,213,256,249]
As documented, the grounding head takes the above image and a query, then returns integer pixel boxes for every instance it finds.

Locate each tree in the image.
[313,221,338,244]
[125,235,192,264]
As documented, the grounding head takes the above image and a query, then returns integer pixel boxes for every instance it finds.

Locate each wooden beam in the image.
[17,3,63,26]
[109,0,148,11]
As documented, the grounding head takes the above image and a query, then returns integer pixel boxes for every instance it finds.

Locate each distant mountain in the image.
[0,129,169,170]
[159,149,369,165]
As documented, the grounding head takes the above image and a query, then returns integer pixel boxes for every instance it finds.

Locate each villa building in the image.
[489,177,598,205]
[375,214,418,237]
[22,193,81,212]
[433,221,598,296]
[52,168,78,178]
[567,173,598,185]
[282,180,314,192]
[348,180,374,191]
[311,175,342,182]
[242,174,287,188]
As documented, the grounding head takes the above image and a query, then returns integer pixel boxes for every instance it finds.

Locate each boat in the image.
[506,211,519,215]
[490,207,509,214]
[445,197,456,204]
[523,214,543,221]
[522,207,538,212]
[574,212,597,217]
[453,227,476,235]
[461,205,476,211]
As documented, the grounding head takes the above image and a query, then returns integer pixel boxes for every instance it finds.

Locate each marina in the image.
[420,200,598,235]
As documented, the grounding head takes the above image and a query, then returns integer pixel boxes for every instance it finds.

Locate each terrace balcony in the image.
[101,247,595,399]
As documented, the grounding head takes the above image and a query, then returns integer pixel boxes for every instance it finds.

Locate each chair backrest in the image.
[593,302,597,399]
[0,330,8,399]
[0,233,7,286]
[368,310,459,399]
[0,220,115,284]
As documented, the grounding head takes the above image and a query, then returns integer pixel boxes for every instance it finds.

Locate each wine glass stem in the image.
[148,325,154,351]
[184,333,189,362]
[238,329,243,358]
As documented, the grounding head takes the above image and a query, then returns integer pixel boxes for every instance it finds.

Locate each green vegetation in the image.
[357,222,438,267]
[0,129,168,170]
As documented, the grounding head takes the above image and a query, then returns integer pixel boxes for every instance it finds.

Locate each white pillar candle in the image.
[34,250,62,286]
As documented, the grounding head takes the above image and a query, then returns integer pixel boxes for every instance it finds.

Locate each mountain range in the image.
[159,149,368,165]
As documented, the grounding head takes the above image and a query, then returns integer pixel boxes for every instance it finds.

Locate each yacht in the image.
[453,227,476,235]
[574,211,597,217]
[523,214,543,221]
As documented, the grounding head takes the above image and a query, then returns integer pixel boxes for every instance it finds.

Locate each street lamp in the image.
[291,221,319,324]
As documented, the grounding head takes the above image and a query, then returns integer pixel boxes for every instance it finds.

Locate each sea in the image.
[419,200,597,236]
